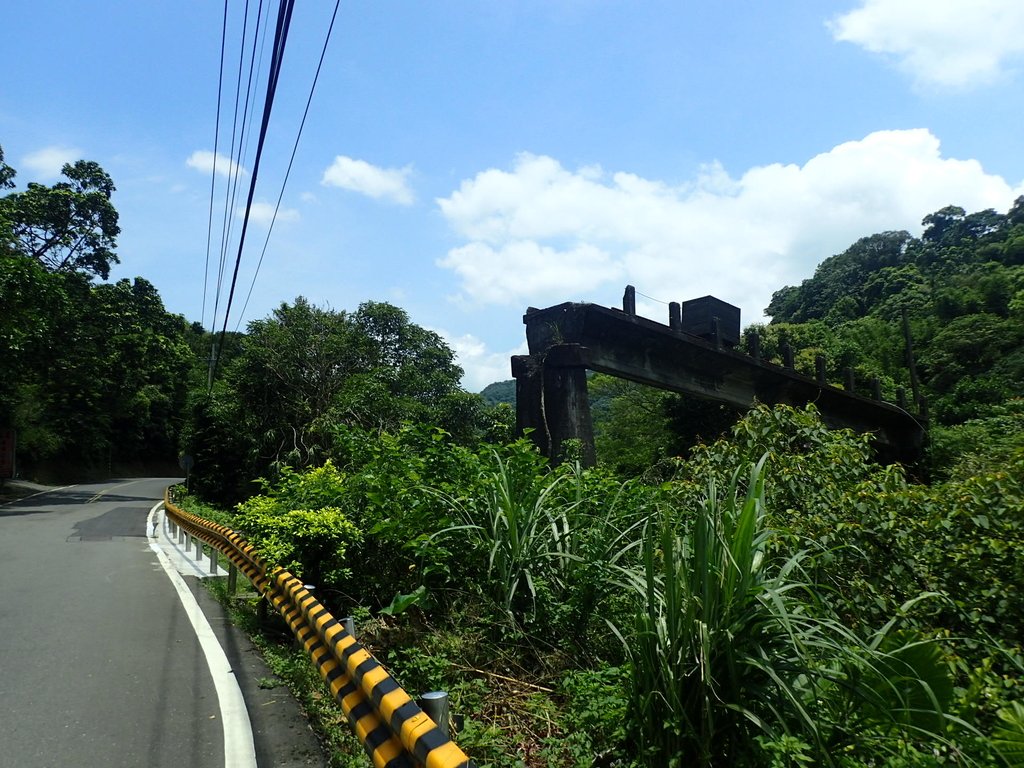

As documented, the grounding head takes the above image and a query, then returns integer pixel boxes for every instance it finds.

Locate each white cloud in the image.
[239,201,300,228]
[436,131,1022,324]
[431,329,527,391]
[186,150,247,178]
[829,0,1024,89]
[440,241,623,305]
[21,146,82,179]
[321,156,414,205]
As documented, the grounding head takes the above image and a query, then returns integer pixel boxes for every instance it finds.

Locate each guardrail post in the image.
[342,616,355,638]
[419,691,450,738]
[177,526,185,545]
[228,564,238,594]
[208,544,218,575]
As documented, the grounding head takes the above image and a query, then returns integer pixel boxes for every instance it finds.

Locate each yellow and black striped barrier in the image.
[163,489,476,768]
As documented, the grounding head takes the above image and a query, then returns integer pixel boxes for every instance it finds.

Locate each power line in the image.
[211,0,262,336]
[236,0,342,331]
[635,289,671,305]
[211,0,296,384]
[201,0,230,331]
[218,0,273,311]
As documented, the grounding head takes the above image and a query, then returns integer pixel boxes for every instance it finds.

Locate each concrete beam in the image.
[515,302,925,466]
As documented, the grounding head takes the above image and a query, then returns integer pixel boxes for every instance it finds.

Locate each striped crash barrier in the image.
[163,489,477,768]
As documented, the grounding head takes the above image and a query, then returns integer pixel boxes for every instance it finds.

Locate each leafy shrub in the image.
[429,449,650,648]
[193,402,1024,766]
[555,664,630,761]
[928,399,1024,480]
[234,463,361,588]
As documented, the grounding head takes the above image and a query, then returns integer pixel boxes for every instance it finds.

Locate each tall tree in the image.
[1,147,195,476]
[0,152,120,279]
[0,146,14,190]
[186,298,482,503]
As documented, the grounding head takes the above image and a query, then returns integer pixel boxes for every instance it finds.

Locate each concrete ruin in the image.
[511,289,926,466]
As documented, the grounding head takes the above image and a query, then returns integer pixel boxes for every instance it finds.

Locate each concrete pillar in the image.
[544,359,596,466]
[512,347,596,466]
[622,285,636,315]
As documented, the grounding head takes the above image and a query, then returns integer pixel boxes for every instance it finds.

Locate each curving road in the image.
[0,478,324,768]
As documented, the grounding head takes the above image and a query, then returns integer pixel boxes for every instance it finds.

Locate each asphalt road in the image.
[0,478,325,768]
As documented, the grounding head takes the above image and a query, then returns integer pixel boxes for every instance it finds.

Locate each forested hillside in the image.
[592,200,1024,476]
[761,201,1024,425]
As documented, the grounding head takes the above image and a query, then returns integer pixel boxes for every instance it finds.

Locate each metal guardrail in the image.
[163,489,477,768]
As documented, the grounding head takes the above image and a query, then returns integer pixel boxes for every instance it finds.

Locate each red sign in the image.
[0,429,16,479]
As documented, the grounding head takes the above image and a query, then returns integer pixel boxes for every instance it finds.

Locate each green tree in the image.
[1,146,195,477]
[0,153,120,279]
[88,277,194,461]
[766,231,914,323]
[347,301,481,440]
[0,252,76,458]
[187,298,481,502]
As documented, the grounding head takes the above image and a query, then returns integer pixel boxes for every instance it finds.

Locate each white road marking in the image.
[147,501,257,768]
[0,484,74,507]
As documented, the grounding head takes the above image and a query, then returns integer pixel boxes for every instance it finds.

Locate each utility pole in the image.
[901,308,922,412]
[207,342,218,391]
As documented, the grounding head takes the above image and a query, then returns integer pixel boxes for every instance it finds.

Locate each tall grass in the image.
[614,457,961,767]
[434,454,647,633]
[434,451,577,621]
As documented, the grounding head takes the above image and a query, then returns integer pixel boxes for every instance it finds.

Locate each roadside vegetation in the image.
[5,145,1024,764]
[180,405,1024,767]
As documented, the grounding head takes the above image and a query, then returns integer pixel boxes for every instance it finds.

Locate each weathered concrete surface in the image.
[514,302,925,465]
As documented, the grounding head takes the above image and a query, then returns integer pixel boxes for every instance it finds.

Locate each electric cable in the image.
[212,0,262,335]
[211,0,295,382]
[201,0,229,332]
[218,0,273,308]
[235,0,342,331]
[635,289,671,305]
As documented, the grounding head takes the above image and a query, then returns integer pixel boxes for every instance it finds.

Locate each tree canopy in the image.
[1,147,192,477]
[762,199,1024,427]
[185,297,482,503]
[0,146,120,279]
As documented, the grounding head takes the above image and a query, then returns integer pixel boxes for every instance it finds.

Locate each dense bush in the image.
[234,463,362,589]
[187,404,1024,766]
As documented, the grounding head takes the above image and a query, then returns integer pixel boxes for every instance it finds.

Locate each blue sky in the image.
[3,1,1023,389]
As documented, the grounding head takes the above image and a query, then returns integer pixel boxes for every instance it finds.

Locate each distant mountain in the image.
[480,380,515,406]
